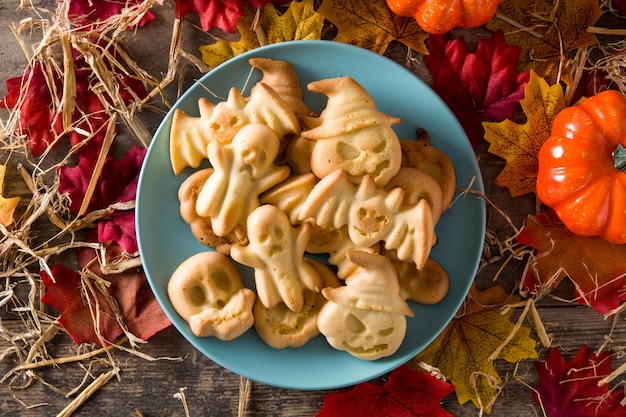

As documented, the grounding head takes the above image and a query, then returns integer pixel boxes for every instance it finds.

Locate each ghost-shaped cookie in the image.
[230,204,326,313]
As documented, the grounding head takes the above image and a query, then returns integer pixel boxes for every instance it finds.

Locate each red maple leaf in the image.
[41,263,120,345]
[316,365,454,417]
[516,210,626,315]
[41,237,171,346]
[66,0,155,29]
[0,42,146,158]
[616,0,626,19]
[173,0,289,34]
[58,145,146,253]
[534,345,626,417]
[0,60,107,157]
[424,30,530,148]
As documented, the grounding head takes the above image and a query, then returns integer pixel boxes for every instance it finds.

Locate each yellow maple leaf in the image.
[319,0,428,55]
[487,0,602,84]
[0,164,20,226]
[483,71,565,200]
[413,284,537,413]
[200,0,324,69]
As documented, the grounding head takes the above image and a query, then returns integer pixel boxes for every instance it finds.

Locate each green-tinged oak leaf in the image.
[487,0,602,84]
[319,0,429,55]
[413,284,537,413]
[200,0,323,68]
[483,71,565,200]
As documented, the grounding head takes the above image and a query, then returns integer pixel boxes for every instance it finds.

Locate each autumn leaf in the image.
[76,237,171,342]
[617,0,626,18]
[515,210,626,315]
[0,42,146,158]
[316,364,455,417]
[319,0,429,55]
[173,0,289,34]
[487,0,602,84]
[413,284,537,413]
[0,60,107,158]
[58,145,146,254]
[199,0,323,68]
[41,238,171,346]
[41,263,125,346]
[483,71,565,199]
[66,0,155,30]
[534,345,626,417]
[424,30,530,148]
[0,165,20,226]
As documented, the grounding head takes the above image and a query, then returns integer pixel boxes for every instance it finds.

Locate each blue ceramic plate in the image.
[136,40,485,390]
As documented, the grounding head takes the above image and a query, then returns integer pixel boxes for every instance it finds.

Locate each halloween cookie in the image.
[167,251,255,340]
[400,128,456,211]
[170,98,216,175]
[230,204,325,313]
[391,258,449,305]
[302,76,402,187]
[253,259,340,349]
[248,57,315,117]
[178,168,248,254]
[195,123,291,236]
[317,251,413,360]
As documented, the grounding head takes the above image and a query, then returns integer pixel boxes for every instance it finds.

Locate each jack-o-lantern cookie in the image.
[302,76,402,187]
[168,251,255,340]
[317,251,413,360]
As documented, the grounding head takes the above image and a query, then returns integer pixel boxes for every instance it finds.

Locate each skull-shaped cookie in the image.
[167,251,255,340]
[317,251,414,360]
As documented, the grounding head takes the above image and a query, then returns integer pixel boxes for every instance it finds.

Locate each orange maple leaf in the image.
[413,284,537,412]
[483,71,565,200]
[487,0,602,85]
[319,0,429,55]
[0,165,20,226]
[516,210,626,316]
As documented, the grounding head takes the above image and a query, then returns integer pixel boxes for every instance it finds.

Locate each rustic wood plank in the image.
[2,2,626,416]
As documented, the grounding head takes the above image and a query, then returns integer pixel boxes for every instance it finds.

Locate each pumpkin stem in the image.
[613,143,626,172]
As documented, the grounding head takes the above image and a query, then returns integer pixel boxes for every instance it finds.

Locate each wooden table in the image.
[2,1,626,416]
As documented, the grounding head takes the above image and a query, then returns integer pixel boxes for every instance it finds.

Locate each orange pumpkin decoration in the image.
[537,90,626,245]
[386,0,504,34]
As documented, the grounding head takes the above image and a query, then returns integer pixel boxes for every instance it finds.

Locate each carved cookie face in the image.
[317,303,407,361]
[310,125,402,187]
[232,124,280,173]
[349,198,394,247]
[168,252,242,321]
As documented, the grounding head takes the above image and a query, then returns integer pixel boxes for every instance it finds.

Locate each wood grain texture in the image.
[2,2,626,416]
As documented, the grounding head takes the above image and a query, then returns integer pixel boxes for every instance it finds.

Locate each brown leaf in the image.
[319,0,429,55]
[487,0,602,84]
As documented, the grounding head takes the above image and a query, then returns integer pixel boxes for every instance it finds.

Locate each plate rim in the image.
[136,40,486,390]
